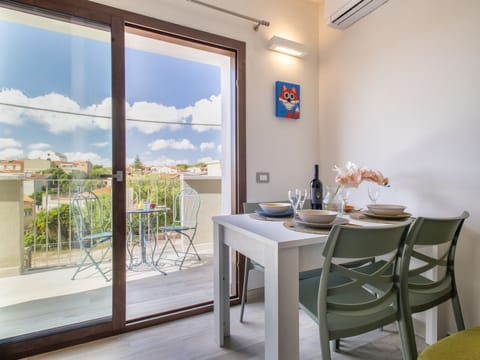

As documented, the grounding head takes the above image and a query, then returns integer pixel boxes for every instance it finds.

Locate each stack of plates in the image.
[363,204,411,219]
[257,202,293,218]
[294,209,348,228]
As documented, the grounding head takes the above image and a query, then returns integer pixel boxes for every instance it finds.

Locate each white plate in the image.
[366,204,407,215]
[293,217,348,229]
[297,209,338,224]
[362,210,411,220]
[259,202,291,214]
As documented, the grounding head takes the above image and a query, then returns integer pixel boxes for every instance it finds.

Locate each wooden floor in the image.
[26,292,428,360]
[0,248,213,340]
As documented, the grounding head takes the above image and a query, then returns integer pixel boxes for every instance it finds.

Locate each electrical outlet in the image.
[256,172,269,183]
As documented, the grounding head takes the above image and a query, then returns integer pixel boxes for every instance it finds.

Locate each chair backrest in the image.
[71,191,107,245]
[173,187,200,228]
[319,221,413,325]
[406,211,469,290]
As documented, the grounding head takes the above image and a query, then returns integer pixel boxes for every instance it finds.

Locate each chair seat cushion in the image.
[418,326,480,360]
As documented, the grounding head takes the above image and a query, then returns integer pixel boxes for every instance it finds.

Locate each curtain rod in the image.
[186,0,270,31]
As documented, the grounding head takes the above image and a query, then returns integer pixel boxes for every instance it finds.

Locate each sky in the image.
[0,11,222,168]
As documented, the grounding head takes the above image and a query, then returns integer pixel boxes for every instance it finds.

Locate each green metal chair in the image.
[71,191,112,281]
[298,221,417,360]
[157,187,201,270]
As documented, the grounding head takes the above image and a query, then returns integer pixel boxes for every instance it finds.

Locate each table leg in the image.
[214,223,230,346]
[264,246,300,360]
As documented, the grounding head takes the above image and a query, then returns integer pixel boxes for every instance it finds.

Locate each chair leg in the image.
[240,259,250,323]
[156,232,179,261]
[72,246,111,281]
[397,317,417,360]
[451,293,466,331]
[178,233,201,270]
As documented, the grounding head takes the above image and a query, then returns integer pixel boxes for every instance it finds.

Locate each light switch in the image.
[256,172,270,183]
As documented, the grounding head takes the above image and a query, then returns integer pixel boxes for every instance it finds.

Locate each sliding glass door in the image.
[0,0,244,357]
[124,26,233,320]
[0,4,113,341]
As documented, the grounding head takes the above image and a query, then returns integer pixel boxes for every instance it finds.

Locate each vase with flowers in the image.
[325,161,390,212]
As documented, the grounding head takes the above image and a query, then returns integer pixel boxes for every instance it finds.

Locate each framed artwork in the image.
[275,81,300,119]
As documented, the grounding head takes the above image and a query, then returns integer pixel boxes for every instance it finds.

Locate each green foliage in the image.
[25,204,72,248]
[133,155,143,170]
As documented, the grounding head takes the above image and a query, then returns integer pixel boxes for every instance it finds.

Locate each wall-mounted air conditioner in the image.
[325,0,389,30]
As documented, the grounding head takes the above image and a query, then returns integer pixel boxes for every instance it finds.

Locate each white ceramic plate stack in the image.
[294,210,348,228]
[259,202,291,214]
[363,204,411,219]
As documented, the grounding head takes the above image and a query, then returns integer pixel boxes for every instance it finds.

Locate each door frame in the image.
[0,0,245,358]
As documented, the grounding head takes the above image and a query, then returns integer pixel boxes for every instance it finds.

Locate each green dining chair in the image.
[298,221,417,360]
[240,200,372,325]
[358,211,470,332]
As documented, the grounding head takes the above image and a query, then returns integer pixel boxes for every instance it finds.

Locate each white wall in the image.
[318,0,480,333]
[92,0,320,202]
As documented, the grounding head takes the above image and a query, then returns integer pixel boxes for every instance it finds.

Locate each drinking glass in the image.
[297,189,307,211]
[288,190,299,215]
[368,184,381,204]
[338,186,350,216]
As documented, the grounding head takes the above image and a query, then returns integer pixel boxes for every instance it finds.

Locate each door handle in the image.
[99,170,123,182]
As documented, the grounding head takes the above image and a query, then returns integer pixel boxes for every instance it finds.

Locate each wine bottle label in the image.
[311,189,322,204]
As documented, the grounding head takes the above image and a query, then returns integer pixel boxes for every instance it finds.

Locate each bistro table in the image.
[127,206,168,274]
[213,213,439,360]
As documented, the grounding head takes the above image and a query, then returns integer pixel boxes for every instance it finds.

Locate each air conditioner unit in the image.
[325,0,389,30]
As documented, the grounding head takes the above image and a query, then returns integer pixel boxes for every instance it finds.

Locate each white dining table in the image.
[213,213,330,360]
[213,213,440,359]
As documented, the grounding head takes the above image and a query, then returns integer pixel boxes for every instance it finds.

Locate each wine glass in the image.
[368,184,381,204]
[288,190,299,216]
[338,186,351,216]
[297,189,308,211]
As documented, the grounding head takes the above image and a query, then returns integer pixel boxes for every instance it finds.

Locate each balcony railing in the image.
[22,175,180,270]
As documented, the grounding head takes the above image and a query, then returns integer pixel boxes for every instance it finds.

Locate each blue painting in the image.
[275,81,300,119]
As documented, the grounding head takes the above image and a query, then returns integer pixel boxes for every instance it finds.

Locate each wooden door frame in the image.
[0,0,245,358]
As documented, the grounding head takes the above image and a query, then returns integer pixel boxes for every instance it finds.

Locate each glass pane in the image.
[124,28,232,320]
[0,6,112,340]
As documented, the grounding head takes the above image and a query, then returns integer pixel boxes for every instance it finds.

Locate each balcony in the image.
[0,174,220,340]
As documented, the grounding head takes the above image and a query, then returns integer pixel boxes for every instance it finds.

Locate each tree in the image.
[133,155,143,171]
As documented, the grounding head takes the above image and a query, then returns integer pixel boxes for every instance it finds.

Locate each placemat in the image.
[283,221,331,235]
[349,211,413,224]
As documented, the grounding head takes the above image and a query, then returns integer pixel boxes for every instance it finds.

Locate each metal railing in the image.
[23,175,180,270]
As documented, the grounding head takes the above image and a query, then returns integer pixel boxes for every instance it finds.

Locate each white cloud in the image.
[92,141,109,148]
[28,150,50,159]
[1,89,221,136]
[146,156,189,166]
[0,148,24,159]
[0,89,111,133]
[126,101,186,134]
[200,142,215,152]
[217,144,222,153]
[28,142,51,150]
[190,95,221,132]
[0,137,21,149]
[149,138,196,151]
[64,152,111,167]
[197,156,214,163]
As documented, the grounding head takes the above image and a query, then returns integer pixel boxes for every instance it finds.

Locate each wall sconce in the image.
[267,36,307,58]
